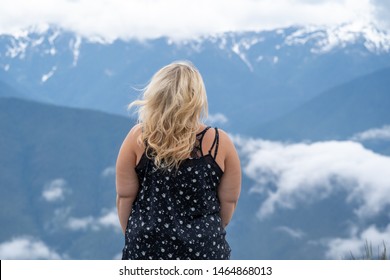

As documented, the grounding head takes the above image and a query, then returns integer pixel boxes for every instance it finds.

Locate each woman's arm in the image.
[217,130,242,228]
[116,125,141,235]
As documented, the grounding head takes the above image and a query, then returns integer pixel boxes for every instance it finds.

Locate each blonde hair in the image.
[128,61,208,172]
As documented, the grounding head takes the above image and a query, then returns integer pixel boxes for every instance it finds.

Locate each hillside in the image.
[254,67,390,141]
[0,79,26,98]
[0,97,134,259]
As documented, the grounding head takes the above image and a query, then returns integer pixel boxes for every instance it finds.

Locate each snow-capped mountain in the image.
[1,23,390,133]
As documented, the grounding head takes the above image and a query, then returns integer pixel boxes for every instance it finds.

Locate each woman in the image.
[116,61,241,260]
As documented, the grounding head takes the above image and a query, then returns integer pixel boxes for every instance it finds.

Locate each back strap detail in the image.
[190,126,211,158]
[208,127,219,159]
[197,126,211,137]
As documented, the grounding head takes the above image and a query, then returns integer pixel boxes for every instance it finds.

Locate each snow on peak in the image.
[2,28,80,62]
[69,36,82,67]
[232,42,253,71]
[6,39,28,59]
[285,22,390,54]
[41,66,57,83]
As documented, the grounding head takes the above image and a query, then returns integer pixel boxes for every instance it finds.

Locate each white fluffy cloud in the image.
[325,224,390,259]
[66,208,121,231]
[233,135,390,219]
[206,113,228,125]
[42,178,69,202]
[351,125,390,141]
[66,216,94,231]
[0,236,64,259]
[0,0,380,41]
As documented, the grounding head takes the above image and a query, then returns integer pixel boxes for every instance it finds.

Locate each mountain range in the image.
[1,24,390,133]
[1,24,390,259]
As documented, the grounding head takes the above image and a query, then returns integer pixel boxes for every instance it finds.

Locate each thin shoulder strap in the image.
[208,127,219,159]
[195,126,211,157]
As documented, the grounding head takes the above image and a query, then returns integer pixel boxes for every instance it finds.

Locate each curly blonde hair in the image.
[128,61,208,171]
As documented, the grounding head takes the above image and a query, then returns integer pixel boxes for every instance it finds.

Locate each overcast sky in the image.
[0,0,388,41]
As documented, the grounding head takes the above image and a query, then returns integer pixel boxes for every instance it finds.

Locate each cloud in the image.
[371,0,390,29]
[285,21,390,53]
[0,236,64,259]
[66,208,121,231]
[42,178,69,202]
[351,125,390,141]
[0,0,379,41]
[275,226,306,239]
[98,209,121,228]
[66,216,94,230]
[44,207,72,233]
[325,224,390,259]
[232,135,390,219]
[101,166,115,177]
[206,113,228,125]
[43,205,120,232]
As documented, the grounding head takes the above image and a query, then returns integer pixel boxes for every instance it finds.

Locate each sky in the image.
[0,0,388,41]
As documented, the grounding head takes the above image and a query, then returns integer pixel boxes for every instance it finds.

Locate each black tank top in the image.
[121,126,231,260]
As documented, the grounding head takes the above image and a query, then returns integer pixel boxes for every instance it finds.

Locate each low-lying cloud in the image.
[0,236,64,259]
[101,166,115,177]
[66,208,121,232]
[325,223,390,259]
[275,226,306,239]
[207,113,228,125]
[233,135,390,219]
[351,125,390,141]
[42,178,69,202]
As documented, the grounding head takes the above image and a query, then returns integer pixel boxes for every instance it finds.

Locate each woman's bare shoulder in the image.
[122,123,143,148]
[130,123,142,134]
[217,128,235,150]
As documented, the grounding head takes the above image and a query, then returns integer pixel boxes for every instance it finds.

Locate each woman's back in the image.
[121,125,231,260]
[116,61,241,260]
